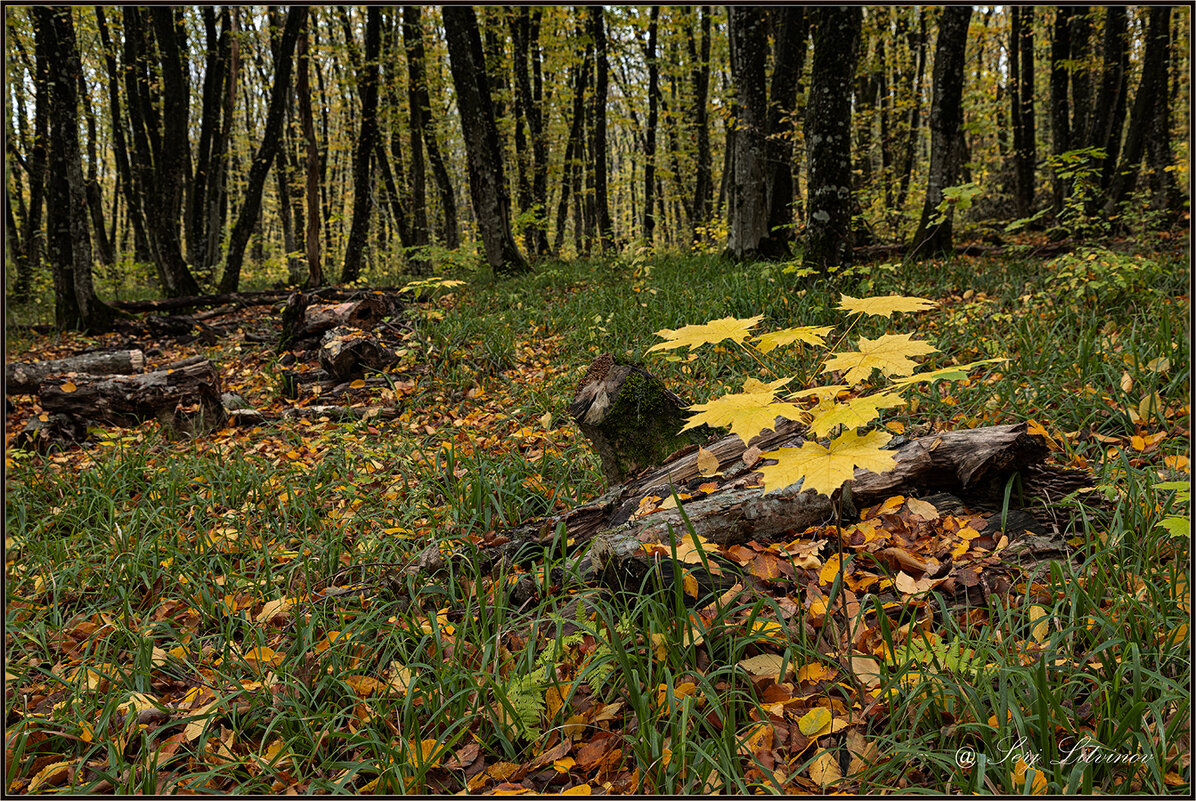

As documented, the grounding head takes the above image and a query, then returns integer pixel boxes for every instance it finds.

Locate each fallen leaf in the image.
[808,748,843,788]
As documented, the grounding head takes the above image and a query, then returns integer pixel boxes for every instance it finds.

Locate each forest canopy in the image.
[4,6,1190,328]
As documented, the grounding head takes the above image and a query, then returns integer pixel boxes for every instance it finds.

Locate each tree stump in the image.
[317,326,397,380]
[37,356,226,435]
[567,353,711,485]
[6,349,145,395]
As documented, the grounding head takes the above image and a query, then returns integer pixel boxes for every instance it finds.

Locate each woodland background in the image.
[4,5,1190,326]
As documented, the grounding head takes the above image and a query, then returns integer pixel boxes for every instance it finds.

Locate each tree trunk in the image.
[403,6,459,249]
[148,9,202,297]
[689,6,713,233]
[1086,8,1129,195]
[509,8,551,258]
[908,6,972,259]
[1049,9,1073,216]
[726,7,770,260]
[219,7,306,293]
[38,7,117,332]
[764,7,808,259]
[588,6,614,252]
[443,5,529,275]
[188,8,233,274]
[803,7,861,272]
[340,8,382,285]
[296,19,323,288]
[894,8,926,212]
[642,7,660,244]
[1009,8,1036,219]
[1068,9,1093,152]
[554,32,591,254]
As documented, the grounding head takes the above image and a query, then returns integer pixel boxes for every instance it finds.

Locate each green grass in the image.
[5,244,1190,792]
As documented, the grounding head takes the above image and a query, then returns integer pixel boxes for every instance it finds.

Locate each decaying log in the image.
[278,293,395,351]
[317,326,397,380]
[509,422,1062,555]
[568,353,711,484]
[38,356,226,434]
[227,405,400,426]
[6,349,145,395]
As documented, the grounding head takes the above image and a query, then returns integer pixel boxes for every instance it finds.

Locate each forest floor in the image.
[4,241,1191,793]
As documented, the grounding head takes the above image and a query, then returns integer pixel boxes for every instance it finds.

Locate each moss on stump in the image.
[567,353,709,485]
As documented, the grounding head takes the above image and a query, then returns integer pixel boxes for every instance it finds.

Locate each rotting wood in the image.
[6,349,145,395]
[37,356,225,435]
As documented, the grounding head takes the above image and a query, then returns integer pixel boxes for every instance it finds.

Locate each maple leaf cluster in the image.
[649,294,1007,498]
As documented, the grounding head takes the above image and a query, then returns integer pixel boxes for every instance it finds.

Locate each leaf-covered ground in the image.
[4,245,1191,793]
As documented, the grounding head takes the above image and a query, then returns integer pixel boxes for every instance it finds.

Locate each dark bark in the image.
[642,7,660,243]
[188,8,233,273]
[296,19,323,288]
[19,6,50,300]
[528,10,550,255]
[78,73,114,267]
[219,7,307,293]
[403,7,459,249]
[38,7,117,331]
[340,8,382,285]
[1049,9,1073,215]
[1068,9,1093,152]
[555,29,591,253]
[151,9,202,296]
[442,6,528,274]
[908,6,972,259]
[1086,8,1129,194]
[1104,7,1181,217]
[803,7,861,271]
[894,8,926,211]
[1010,8,1037,219]
[509,8,551,257]
[764,7,808,258]
[689,6,713,232]
[588,7,614,252]
[726,7,770,259]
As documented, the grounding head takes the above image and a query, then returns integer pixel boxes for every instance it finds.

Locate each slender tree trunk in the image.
[908,6,972,259]
[1010,8,1036,218]
[764,7,808,259]
[689,6,713,233]
[403,6,459,249]
[38,7,116,330]
[296,18,322,288]
[555,36,590,254]
[589,6,613,251]
[1086,7,1129,196]
[219,7,306,292]
[528,10,551,255]
[803,7,861,271]
[79,73,114,267]
[894,8,926,212]
[443,5,529,275]
[340,8,381,284]
[1068,9,1092,151]
[1049,8,1073,216]
[642,7,660,244]
[1104,7,1181,217]
[726,7,769,259]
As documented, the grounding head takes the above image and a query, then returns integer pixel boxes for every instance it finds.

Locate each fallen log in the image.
[38,356,226,435]
[279,293,398,351]
[6,349,145,395]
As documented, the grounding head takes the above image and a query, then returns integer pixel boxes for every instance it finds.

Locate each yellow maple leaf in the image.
[681,378,807,444]
[757,429,896,497]
[753,324,835,353]
[838,293,937,317]
[647,315,765,353]
[806,391,906,438]
[889,357,1008,388]
[822,333,939,385]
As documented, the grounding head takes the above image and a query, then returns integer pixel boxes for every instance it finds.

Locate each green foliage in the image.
[1044,147,1109,238]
